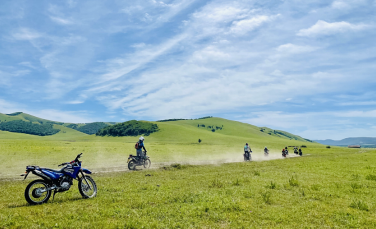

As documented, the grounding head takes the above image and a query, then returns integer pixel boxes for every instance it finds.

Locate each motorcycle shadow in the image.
[8,196,84,208]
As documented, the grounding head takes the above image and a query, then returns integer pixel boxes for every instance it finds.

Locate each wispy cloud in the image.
[50,16,74,25]
[28,109,93,123]
[0,0,376,139]
[276,43,318,54]
[229,14,279,35]
[11,28,42,40]
[297,20,369,37]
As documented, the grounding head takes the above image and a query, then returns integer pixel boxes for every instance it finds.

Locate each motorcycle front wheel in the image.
[143,159,151,169]
[128,160,137,170]
[78,175,97,199]
[24,179,51,205]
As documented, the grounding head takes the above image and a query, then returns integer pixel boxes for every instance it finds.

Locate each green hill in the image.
[0,112,114,136]
[3,112,63,125]
[64,122,111,135]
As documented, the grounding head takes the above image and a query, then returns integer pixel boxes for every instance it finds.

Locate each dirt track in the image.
[1,153,306,180]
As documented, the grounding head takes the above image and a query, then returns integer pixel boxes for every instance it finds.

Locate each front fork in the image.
[80,171,92,190]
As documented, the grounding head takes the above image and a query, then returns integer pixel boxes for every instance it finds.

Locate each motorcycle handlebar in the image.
[59,153,83,166]
[75,153,83,161]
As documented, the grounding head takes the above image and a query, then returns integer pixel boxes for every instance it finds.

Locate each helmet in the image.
[246,143,248,145]
[139,136,144,141]
[265,147,267,149]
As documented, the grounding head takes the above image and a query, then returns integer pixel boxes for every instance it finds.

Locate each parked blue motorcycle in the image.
[21,153,97,205]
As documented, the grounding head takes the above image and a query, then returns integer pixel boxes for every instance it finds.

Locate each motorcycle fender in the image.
[32,170,52,181]
[82,168,92,174]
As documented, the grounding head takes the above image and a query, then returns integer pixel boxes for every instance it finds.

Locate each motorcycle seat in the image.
[41,168,64,173]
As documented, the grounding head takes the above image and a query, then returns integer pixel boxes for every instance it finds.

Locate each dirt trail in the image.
[1,152,305,180]
[93,152,303,174]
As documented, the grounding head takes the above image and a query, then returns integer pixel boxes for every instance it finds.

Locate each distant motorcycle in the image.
[244,151,252,161]
[282,150,287,158]
[264,150,269,157]
[21,153,97,205]
[128,151,151,170]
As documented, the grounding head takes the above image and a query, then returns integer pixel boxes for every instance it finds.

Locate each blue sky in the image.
[0,0,375,140]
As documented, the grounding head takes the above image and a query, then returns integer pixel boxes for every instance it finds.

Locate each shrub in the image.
[301,145,307,148]
[326,146,331,148]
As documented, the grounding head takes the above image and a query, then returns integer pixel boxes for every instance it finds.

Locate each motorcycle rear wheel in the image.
[128,160,136,170]
[24,179,51,205]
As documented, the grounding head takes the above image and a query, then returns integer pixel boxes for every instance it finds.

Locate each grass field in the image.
[0,117,319,177]
[1,117,374,228]
[1,147,376,228]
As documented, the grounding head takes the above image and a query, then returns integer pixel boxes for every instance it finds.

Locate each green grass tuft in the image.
[350,200,369,211]
[289,175,299,187]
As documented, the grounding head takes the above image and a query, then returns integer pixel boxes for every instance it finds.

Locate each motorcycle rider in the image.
[136,136,147,161]
[264,147,269,155]
[299,148,302,156]
[282,148,286,157]
[244,143,251,160]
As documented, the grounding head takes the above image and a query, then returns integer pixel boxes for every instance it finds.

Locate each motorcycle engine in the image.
[59,176,72,191]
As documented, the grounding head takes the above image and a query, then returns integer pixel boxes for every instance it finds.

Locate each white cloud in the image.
[65,100,84,104]
[12,28,42,40]
[50,16,74,25]
[242,110,376,140]
[332,1,350,9]
[28,109,93,123]
[332,0,369,10]
[337,101,376,106]
[229,15,278,35]
[297,20,368,37]
[0,99,25,114]
[276,43,318,54]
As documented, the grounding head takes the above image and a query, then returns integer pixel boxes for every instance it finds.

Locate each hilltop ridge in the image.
[0,112,313,145]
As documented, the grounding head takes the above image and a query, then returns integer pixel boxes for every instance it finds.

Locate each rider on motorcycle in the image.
[136,136,147,161]
[282,148,286,157]
[264,146,269,155]
[244,143,251,160]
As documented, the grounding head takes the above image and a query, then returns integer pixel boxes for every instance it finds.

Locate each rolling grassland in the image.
[1,117,374,228]
[1,148,375,228]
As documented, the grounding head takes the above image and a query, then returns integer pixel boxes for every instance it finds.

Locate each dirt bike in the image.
[21,153,97,205]
[264,150,269,157]
[127,151,151,170]
[282,151,287,157]
[244,151,252,161]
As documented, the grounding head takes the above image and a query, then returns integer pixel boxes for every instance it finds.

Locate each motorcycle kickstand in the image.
[52,189,57,202]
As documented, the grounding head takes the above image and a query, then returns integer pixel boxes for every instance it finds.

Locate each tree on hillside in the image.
[96,120,158,137]
[0,120,60,136]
